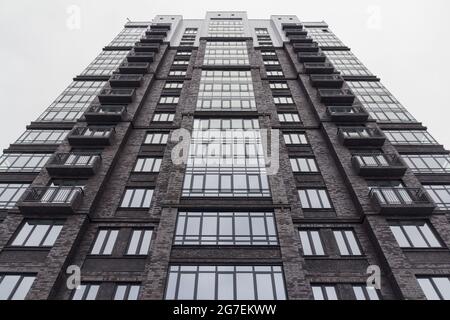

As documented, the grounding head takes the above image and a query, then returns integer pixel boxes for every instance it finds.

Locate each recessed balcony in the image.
[318,88,355,104]
[298,52,326,63]
[127,51,155,63]
[327,106,369,122]
[292,43,319,53]
[338,127,386,147]
[67,127,115,146]
[352,154,407,177]
[310,74,344,88]
[289,35,313,43]
[46,153,101,177]
[304,62,335,74]
[98,88,135,104]
[369,188,436,215]
[109,74,143,88]
[119,62,150,74]
[134,42,160,52]
[18,186,84,214]
[84,105,126,123]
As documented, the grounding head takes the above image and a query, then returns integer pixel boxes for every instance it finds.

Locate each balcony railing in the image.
[338,127,386,147]
[289,35,313,43]
[318,88,355,104]
[141,35,166,43]
[310,74,344,88]
[149,23,171,31]
[46,153,101,177]
[369,188,435,215]
[67,127,115,146]
[304,62,335,74]
[98,88,135,104]
[145,30,168,37]
[84,105,126,123]
[298,52,326,63]
[352,154,407,177]
[119,62,150,74]
[109,74,143,87]
[282,23,303,31]
[134,42,160,52]
[127,51,155,63]
[327,106,369,122]
[18,186,83,214]
[292,43,319,53]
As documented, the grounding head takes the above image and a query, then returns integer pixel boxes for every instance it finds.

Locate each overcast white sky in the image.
[0,0,449,150]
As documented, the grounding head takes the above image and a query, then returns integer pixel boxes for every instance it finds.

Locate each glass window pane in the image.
[236,273,255,300]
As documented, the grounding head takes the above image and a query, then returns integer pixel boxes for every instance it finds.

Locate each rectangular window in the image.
[133,158,162,173]
[0,153,52,173]
[384,130,437,145]
[152,113,175,122]
[352,285,380,300]
[165,265,286,300]
[424,185,450,210]
[11,221,63,247]
[80,50,128,76]
[0,274,36,300]
[169,71,187,77]
[90,229,119,255]
[269,82,289,90]
[312,285,338,300]
[15,130,68,145]
[417,277,450,300]
[267,71,284,77]
[290,158,319,173]
[273,96,294,105]
[126,230,153,255]
[174,212,278,245]
[164,82,184,89]
[71,283,100,300]
[120,189,153,208]
[144,133,169,145]
[159,96,179,104]
[390,222,441,249]
[333,230,362,256]
[299,230,325,256]
[306,28,345,47]
[324,51,372,77]
[283,133,308,145]
[402,155,450,174]
[108,27,146,47]
[298,189,332,209]
[278,113,300,123]
[114,284,141,300]
[204,42,249,65]
[0,183,29,209]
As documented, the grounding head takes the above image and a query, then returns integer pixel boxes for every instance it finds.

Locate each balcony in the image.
[310,74,344,88]
[369,188,435,215]
[293,43,319,53]
[327,106,369,122]
[98,88,135,104]
[338,127,386,147]
[304,62,335,74]
[282,23,303,30]
[67,127,115,146]
[141,35,166,43]
[109,74,143,87]
[318,89,355,104]
[289,35,313,43]
[119,62,149,74]
[84,105,126,123]
[298,52,326,63]
[134,42,160,52]
[352,154,407,177]
[46,153,101,177]
[145,30,168,37]
[18,186,84,214]
[127,51,155,63]
[149,23,171,31]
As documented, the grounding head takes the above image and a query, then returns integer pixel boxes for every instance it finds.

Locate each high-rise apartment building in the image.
[0,11,449,301]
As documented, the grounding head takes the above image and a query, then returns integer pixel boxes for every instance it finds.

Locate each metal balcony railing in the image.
[126,51,155,63]
[310,74,344,88]
[70,127,114,137]
[327,106,369,122]
[318,88,355,104]
[84,105,126,123]
[49,153,100,167]
[304,62,335,74]
[352,153,407,177]
[98,88,135,103]
[298,52,326,63]
[338,127,386,147]
[18,186,84,214]
[369,187,435,215]
[109,74,143,87]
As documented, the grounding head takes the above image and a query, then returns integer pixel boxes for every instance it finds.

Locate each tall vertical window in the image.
[278,113,300,123]
[352,285,380,300]
[0,183,29,209]
[144,133,169,145]
[283,133,308,145]
[417,277,450,300]
[0,275,36,300]
[0,154,52,173]
[165,265,286,300]
[424,185,450,210]
[114,284,141,300]
[333,230,362,256]
[312,285,338,300]
[290,158,319,173]
[133,158,162,173]
[298,189,332,209]
[120,189,153,208]
[174,212,278,245]
[299,230,325,256]
[90,229,119,255]
[71,284,100,300]
[126,230,153,255]
[11,221,63,247]
[389,222,441,248]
